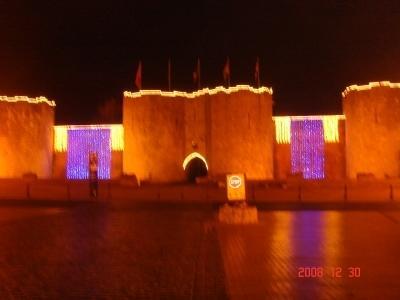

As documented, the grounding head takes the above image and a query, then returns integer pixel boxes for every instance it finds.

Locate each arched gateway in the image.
[183,152,208,182]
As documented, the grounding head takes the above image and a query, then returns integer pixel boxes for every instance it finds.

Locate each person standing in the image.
[89,152,99,199]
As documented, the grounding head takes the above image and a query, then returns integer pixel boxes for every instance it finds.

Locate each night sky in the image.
[1,0,400,124]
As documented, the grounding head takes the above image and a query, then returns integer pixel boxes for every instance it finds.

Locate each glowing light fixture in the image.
[54,124,124,152]
[183,152,209,170]
[0,96,55,106]
[111,125,124,151]
[322,116,340,143]
[274,117,291,144]
[54,126,68,152]
[342,81,400,97]
[124,84,273,99]
[273,115,344,144]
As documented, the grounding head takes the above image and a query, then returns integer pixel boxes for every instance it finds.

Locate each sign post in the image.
[226,174,246,202]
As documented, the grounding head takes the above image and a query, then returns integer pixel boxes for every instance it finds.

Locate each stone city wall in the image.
[0,98,55,178]
[343,83,400,178]
[123,86,274,182]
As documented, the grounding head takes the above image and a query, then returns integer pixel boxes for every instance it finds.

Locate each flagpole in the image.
[223,56,230,87]
[256,56,260,88]
[228,57,231,87]
[197,57,201,90]
[168,58,171,91]
[227,56,231,88]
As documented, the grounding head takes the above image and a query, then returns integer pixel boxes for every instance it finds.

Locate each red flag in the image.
[135,61,142,90]
[255,57,260,87]
[193,71,198,83]
[223,57,230,86]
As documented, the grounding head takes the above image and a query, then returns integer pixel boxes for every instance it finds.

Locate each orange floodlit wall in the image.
[10,81,400,182]
[343,81,400,179]
[325,119,346,180]
[0,97,55,178]
[208,88,274,180]
[123,85,274,182]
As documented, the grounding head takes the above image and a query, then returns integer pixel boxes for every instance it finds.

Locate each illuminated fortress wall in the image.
[324,119,346,179]
[123,86,273,182]
[0,97,55,178]
[184,94,207,169]
[123,94,186,182]
[273,116,345,180]
[208,90,273,179]
[343,82,400,178]
[13,82,400,182]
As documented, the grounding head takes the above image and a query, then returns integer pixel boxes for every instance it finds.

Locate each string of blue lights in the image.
[290,120,325,179]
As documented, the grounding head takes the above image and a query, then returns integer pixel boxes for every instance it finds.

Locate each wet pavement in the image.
[0,202,399,299]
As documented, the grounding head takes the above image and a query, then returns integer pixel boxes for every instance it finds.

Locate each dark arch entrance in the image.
[185,157,208,183]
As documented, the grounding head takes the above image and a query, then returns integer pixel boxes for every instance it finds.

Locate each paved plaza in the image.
[0,202,399,299]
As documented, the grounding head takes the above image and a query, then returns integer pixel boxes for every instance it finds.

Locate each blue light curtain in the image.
[66,129,111,179]
[290,120,325,179]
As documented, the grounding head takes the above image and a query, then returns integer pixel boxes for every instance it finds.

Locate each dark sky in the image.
[1,0,400,124]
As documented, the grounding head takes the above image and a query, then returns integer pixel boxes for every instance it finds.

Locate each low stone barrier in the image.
[30,180,69,201]
[0,179,29,200]
[300,182,345,202]
[253,185,300,202]
[345,181,391,202]
[0,179,398,204]
[110,185,158,201]
[391,183,400,202]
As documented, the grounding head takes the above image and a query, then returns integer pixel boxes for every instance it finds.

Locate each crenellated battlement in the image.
[342,81,400,98]
[0,96,55,106]
[124,85,273,99]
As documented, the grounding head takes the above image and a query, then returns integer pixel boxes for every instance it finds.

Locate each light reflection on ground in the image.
[0,207,65,223]
[0,203,399,299]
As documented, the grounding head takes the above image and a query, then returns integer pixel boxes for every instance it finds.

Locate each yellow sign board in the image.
[226,174,246,201]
